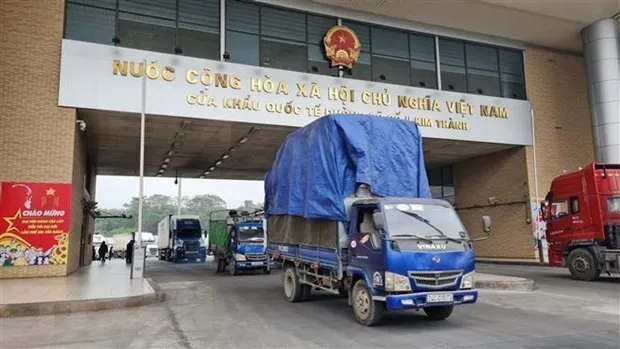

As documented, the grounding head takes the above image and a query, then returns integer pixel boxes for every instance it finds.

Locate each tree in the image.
[94,193,232,235]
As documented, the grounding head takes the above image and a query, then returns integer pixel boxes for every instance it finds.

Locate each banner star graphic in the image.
[46,187,56,196]
[3,209,22,234]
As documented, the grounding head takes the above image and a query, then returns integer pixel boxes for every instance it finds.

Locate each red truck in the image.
[540,162,620,281]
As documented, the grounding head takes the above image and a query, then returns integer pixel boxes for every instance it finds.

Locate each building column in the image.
[581,18,620,163]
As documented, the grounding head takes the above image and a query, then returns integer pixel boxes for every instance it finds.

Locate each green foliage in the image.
[95,194,249,236]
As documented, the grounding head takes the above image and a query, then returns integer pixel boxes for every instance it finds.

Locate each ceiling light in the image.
[238,136,249,144]
[164,158,170,163]
[209,166,215,171]
[199,175,205,179]
[215,160,223,165]
[156,174,162,177]
[204,171,211,175]
[222,154,230,159]
[158,169,164,174]
[161,164,168,169]
[167,150,175,156]
[229,147,237,152]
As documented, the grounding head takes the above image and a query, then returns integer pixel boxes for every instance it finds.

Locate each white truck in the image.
[157,215,207,263]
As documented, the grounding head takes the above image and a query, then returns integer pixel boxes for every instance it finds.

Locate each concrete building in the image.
[0,0,618,278]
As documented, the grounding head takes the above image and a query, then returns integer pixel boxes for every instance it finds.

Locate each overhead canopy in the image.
[264,114,431,221]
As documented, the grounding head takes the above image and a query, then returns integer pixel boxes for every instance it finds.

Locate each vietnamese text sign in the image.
[58,39,533,146]
[0,182,72,267]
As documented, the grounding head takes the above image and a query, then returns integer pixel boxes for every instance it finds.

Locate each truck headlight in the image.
[384,272,411,292]
[234,253,246,261]
[460,272,475,289]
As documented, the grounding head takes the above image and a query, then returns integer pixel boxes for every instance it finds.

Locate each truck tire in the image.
[567,248,601,281]
[424,305,453,320]
[215,258,223,273]
[300,284,312,301]
[352,280,384,326]
[283,265,303,302]
[229,260,237,276]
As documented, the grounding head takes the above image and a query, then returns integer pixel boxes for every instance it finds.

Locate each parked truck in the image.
[264,114,491,326]
[540,163,620,281]
[157,214,207,263]
[208,209,271,275]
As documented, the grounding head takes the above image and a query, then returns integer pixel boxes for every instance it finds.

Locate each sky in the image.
[95,175,265,209]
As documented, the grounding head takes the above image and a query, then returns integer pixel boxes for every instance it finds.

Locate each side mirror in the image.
[372,212,384,231]
[472,216,492,242]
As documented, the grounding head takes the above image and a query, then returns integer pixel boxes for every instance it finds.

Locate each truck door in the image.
[547,197,573,253]
[349,205,385,288]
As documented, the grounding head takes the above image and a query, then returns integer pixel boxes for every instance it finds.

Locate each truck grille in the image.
[184,241,199,250]
[246,253,266,261]
[408,270,462,289]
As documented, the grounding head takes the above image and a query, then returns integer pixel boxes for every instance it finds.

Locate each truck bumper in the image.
[376,289,478,311]
[235,260,271,269]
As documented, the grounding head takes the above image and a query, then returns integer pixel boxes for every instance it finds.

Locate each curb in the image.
[0,277,165,318]
[475,278,536,291]
[476,259,547,267]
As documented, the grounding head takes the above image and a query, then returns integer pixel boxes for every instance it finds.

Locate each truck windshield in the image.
[383,203,468,240]
[238,226,264,242]
[177,229,202,239]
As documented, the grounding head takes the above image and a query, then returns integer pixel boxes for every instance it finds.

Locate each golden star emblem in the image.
[46,187,56,196]
[3,209,22,234]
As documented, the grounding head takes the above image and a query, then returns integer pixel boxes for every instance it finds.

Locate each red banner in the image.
[0,182,72,267]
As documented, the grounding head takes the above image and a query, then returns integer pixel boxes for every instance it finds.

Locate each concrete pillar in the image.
[581,18,620,163]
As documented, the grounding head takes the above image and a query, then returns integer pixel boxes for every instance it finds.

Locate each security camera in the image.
[76,120,86,132]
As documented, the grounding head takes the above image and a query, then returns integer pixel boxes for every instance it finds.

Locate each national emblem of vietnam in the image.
[323,25,361,70]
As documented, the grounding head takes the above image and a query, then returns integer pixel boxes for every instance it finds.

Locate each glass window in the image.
[308,44,338,76]
[261,7,305,42]
[467,68,501,96]
[226,0,259,34]
[69,0,116,9]
[439,39,465,67]
[441,64,467,92]
[409,34,435,63]
[227,31,259,66]
[372,55,410,85]
[119,0,176,19]
[466,44,499,71]
[342,20,370,53]
[499,49,523,75]
[179,0,219,29]
[343,52,371,81]
[501,73,526,99]
[308,15,337,45]
[411,60,437,89]
[371,27,409,58]
[118,12,176,54]
[65,3,115,45]
[607,198,620,213]
[178,24,219,60]
[570,197,579,214]
[552,200,569,220]
[260,37,306,72]
[499,49,526,99]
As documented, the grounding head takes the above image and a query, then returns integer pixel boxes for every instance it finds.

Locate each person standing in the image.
[98,241,108,264]
[125,239,135,264]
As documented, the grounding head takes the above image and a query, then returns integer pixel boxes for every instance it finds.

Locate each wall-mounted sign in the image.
[323,25,362,69]
[0,182,72,267]
[58,39,533,146]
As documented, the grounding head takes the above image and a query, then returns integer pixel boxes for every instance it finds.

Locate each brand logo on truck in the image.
[417,244,447,250]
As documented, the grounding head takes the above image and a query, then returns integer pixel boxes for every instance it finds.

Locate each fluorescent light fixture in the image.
[238,136,249,144]
[209,166,215,171]
[167,151,175,156]
[161,164,168,169]
[158,169,164,174]
[199,175,205,179]
[222,154,230,159]
[156,174,162,177]
[215,160,223,165]
[204,171,211,175]
[164,158,170,163]
[229,147,237,152]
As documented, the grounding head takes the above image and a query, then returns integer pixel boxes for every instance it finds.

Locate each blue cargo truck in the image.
[209,209,272,275]
[264,114,491,326]
[157,214,207,263]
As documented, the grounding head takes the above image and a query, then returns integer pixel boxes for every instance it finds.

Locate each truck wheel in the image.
[229,261,237,276]
[424,306,453,320]
[300,284,312,301]
[215,258,223,273]
[352,280,384,326]
[568,248,601,281]
[283,265,303,302]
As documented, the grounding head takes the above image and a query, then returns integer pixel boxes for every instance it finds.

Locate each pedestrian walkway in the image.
[0,259,164,317]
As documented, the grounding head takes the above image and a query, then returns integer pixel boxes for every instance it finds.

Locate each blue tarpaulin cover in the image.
[264,114,431,221]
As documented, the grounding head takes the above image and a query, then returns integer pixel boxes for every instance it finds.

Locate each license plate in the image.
[186,251,196,254]
[251,262,263,266]
[427,293,453,303]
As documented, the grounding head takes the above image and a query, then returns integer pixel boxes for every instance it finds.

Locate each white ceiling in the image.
[80,110,517,180]
[310,0,620,52]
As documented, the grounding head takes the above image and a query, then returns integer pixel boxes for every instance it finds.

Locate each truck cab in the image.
[342,197,488,324]
[158,215,207,263]
[540,163,620,281]
[226,220,271,275]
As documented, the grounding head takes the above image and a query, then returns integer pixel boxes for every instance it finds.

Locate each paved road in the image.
[1,259,618,349]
